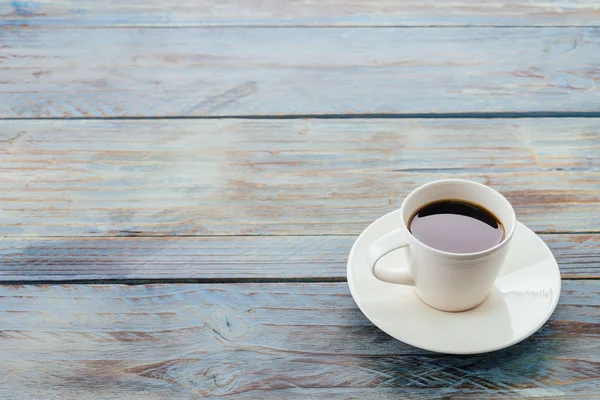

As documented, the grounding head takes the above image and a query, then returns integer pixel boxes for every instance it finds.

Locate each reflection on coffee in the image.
[409,200,504,253]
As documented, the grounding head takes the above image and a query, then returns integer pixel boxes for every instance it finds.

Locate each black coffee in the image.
[409,200,504,253]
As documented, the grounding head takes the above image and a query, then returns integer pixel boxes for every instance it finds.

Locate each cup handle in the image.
[366,228,415,286]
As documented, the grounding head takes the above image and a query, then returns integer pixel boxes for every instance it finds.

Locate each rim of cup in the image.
[400,179,517,258]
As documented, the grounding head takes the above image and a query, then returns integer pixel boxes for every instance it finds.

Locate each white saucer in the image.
[347,209,561,354]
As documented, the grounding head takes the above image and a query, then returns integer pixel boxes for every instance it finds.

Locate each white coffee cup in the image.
[366,179,516,312]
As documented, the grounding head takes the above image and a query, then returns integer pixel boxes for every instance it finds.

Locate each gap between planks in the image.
[3,112,600,121]
[3,231,598,238]
[0,276,595,285]
[3,25,600,29]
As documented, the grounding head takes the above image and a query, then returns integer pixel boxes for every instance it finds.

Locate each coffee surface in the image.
[409,200,504,253]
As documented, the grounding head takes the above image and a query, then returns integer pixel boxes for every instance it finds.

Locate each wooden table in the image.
[1,1,599,398]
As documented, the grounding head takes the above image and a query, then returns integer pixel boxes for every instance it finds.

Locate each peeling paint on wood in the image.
[0,234,597,281]
[1,27,600,117]
[1,0,600,27]
[1,119,598,236]
[0,281,598,398]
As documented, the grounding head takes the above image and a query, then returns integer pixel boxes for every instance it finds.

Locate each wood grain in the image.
[1,119,598,236]
[0,234,597,281]
[2,1,600,27]
[0,281,598,398]
[2,27,600,118]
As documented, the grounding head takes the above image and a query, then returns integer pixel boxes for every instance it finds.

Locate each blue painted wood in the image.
[0,281,597,398]
[2,3,599,399]
[2,27,599,117]
[0,234,597,280]
[1,0,599,27]
[1,119,598,236]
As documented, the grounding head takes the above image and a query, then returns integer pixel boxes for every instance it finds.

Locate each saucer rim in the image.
[346,210,561,355]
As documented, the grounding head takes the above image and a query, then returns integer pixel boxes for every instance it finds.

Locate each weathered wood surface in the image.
[0,281,598,398]
[1,119,598,236]
[2,1,600,27]
[2,27,600,118]
[0,234,597,281]
[2,1,599,399]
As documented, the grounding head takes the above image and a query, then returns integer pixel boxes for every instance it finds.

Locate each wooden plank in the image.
[2,27,600,118]
[0,281,598,398]
[1,119,599,236]
[0,234,597,281]
[1,1,600,27]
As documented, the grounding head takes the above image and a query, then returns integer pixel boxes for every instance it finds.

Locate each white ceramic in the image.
[348,209,561,354]
[366,179,516,312]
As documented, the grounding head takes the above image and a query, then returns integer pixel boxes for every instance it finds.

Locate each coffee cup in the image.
[366,179,516,312]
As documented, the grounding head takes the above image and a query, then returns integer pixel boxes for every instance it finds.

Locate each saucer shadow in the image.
[426,286,514,353]
[372,286,514,354]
